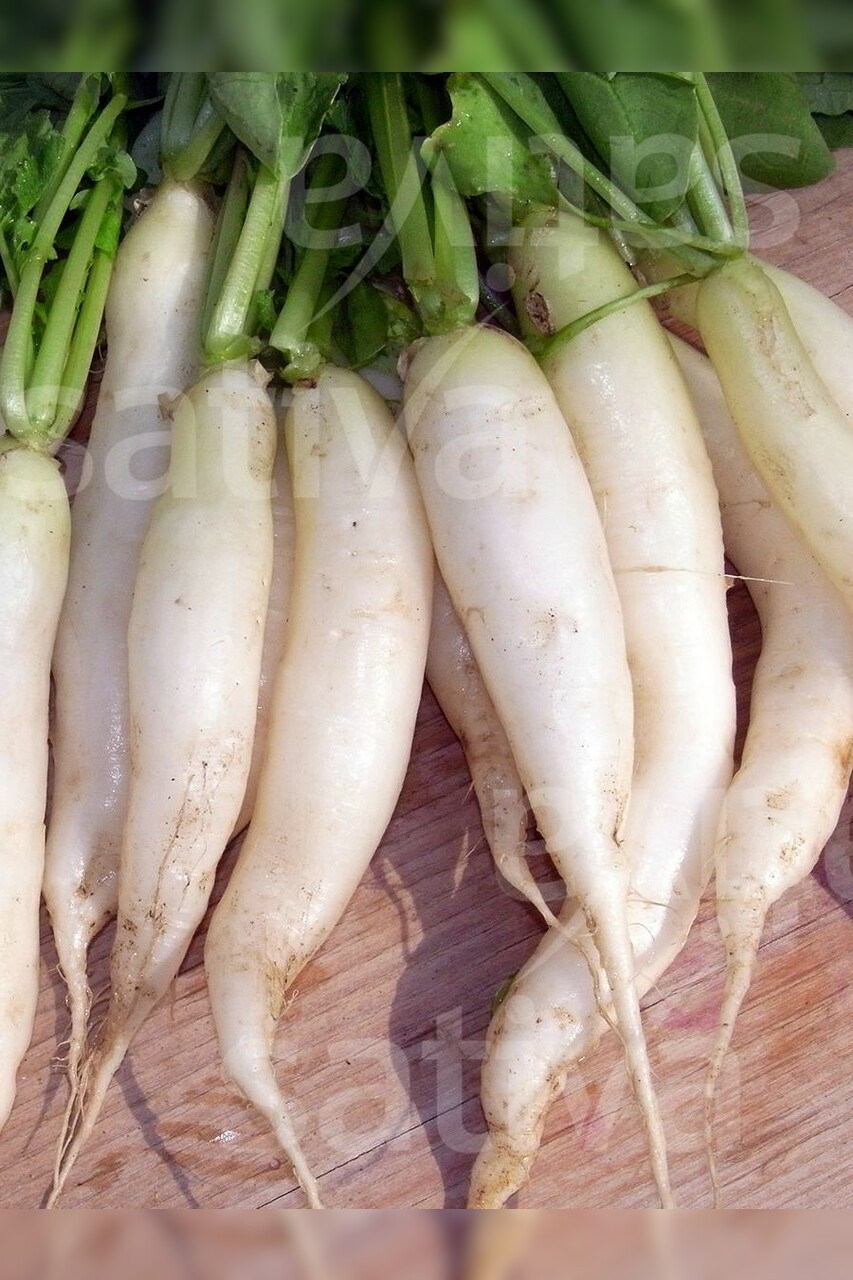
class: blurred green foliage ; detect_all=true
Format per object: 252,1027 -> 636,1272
3,0 -> 852,71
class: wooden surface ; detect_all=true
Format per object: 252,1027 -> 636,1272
3,153 -> 852,1211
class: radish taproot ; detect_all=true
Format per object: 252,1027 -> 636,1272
43,179 -> 215,1088
403,324 -> 672,1207
0,448 -> 70,1129
426,572 -> 558,929
465,209 -> 737,1209
204,365 -> 432,1206
50,359 -> 278,1202
670,334 -> 853,1200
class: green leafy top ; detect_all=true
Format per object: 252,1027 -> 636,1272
207,73 -> 348,178
422,73 -> 557,208
0,113 -> 65,282
0,76 -> 136,448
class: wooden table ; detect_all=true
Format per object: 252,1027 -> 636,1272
4,151 -> 852,1211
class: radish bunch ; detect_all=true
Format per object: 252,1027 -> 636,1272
0,71 -> 849,1213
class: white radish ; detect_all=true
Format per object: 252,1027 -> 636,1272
670,334 -> 853,1200
51,357 -> 276,1203
232,423 -> 296,835
466,212 -> 737,1209
0,446 -> 70,1128
695,257 -> 853,611
426,572 -> 559,929
403,324 -> 672,1207
204,366 -> 432,1208
43,180 -> 214,1085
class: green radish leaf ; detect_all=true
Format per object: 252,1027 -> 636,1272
0,112 -> 65,273
206,73 -> 347,177
797,71 -> 853,117
707,72 -> 835,189
814,113 -> 853,149
0,73 -> 83,133
422,72 -> 557,207
557,72 -> 699,222
87,142 -> 136,190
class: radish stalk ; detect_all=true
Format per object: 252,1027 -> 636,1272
427,573 -> 558,929
204,366 -> 433,1206
670,334 -> 853,1203
43,178 -> 215,1093
0,447 -> 70,1129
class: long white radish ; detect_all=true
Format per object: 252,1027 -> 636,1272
43,180 -> 214,1085
51,358 -> 276,1203
404,325 -> 673,1207
204,366 -> 432,1208
466,213 -> 737,1209
426,572 -> 559,929
232,426 -> 296,836
696,257 -> 853,611
670,334 -> 853,1200
0,448 -> 70,1128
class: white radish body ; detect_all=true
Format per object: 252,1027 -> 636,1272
205,366 -> 432,1208
664,257 -> 853,425
0,448 -> 70,1129
760,263 -> 853,424
696,256 -> 853,611
233,432 -> 296,835
467,215 -> 737,1209
51,358 -> 276,1202
404,325 -> 672,1206
43,180 -> 214,1080
426,573 -> 558,928
670,336 -> 853,1193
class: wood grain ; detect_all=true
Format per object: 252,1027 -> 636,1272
3,152 -> 852,1211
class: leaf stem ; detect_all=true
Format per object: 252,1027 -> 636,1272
48,231 -> 116,445
416,78 -> 479,331
693,73 -> 749,249
269,150 -> 348,380
162,75 -> 226,183
0,88 -> 127,441
538,273 -> 696,360
201,149 -> 250,345
366,73 -> 440,322
687,146 -> 734,246
33,74 -> 102,225
203,159 -> 291,364
26,177 -> 118,436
